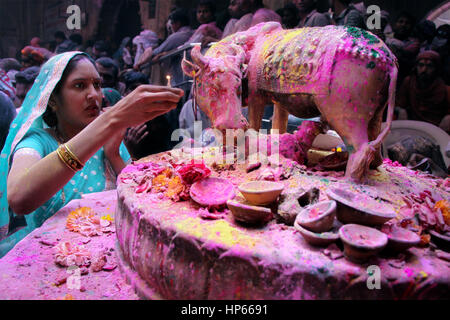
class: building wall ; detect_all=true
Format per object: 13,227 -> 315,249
139,0 -> 174,39
0,0 -> 104,58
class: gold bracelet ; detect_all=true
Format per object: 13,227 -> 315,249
64,143 -> 85,167
56,144 -> 84,172
56,145 -> 77,172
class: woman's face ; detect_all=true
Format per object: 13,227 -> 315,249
54,59 -> 102,131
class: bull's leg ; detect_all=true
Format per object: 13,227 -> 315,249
248,96 -> 266,131
314,56 -> 390,182
272,104 -> 289,134
367,106 -> 385,168
330,119 -> 374,182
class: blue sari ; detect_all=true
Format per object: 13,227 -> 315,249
0,52 -> 130,257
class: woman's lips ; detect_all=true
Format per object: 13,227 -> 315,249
85,105 -> 100,116
86,104 -> 99,111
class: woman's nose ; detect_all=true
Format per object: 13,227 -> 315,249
87,84 -> 101,100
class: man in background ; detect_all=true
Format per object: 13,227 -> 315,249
294,0 -> 329,28
396,50 -> 450,133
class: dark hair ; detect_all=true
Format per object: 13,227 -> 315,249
42,55 -> 97,127
169,9 -> 190,27
69,33 -> 83,45
254,0 -> 264,9
15,66 -> 40,84
283,3 -> 298,15
95,57 -> 119,78
198,0 -> 216,14
94,40 -> 109,52
54,31 -> 66,40
413,20 -> 436,41
339,0 -> 353,5
436,24 -> 450,40
123,71 -> 149,84
396,11 -> 416,25
0,58 -> 22,72
122,71 -> 148,91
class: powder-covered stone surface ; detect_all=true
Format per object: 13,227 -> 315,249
115,148 -> 450,300
0,190 -> 138,300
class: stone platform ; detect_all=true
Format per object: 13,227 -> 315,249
115,148 -> 450,300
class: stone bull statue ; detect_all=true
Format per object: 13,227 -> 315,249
182,22 -> 398,182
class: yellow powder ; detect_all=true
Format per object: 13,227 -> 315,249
175,217 -> 259,249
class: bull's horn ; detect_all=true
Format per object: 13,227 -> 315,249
229,44 -> 246,62
191,45 -> 209,69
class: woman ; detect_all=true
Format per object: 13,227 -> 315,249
0,52 -> 183,257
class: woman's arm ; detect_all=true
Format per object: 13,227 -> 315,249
7,85 -> 183,215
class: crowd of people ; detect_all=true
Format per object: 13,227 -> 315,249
0,0 -> 449,256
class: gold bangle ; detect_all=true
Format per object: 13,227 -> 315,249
65,143 -> 85,167
56,145 -> 77,172
56,144 -> 84,172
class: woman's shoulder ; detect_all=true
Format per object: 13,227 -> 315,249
23,127 -> 54,140
15,127 -> 58,154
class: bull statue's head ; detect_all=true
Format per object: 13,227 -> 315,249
182,45 -> 249,131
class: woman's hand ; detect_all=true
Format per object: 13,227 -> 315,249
123,123 -> 149,160
124,123 -> 149,146
152,52 -> 166,63
102,108 -> 125,156
107,85 -> 183,130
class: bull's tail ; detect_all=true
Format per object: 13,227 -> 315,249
349,65 -> 398,182
371,65 -> 398,148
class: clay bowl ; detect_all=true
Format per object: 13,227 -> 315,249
238,181 -> 284,206
294,219 -> 340,247
227,200 -> 272,225
295,200 -> 337,233
381,226 -> 421,252
429,230 -> 450,252
190,177 -> 235,207
318,152 -> 348,171
326,188 -> 396,226
339,224 -> 388,263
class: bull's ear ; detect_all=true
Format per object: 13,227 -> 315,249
181,58 -> 200,78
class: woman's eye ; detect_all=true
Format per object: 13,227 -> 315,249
74,83 -> 85,89
93,81 -> 101,89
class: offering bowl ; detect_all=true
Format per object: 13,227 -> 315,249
381,225 -> 421,252
294,219 -> 340,247
238,181 -> 284,206
339,224 -> 388,263
190,177 -> 235,207
227,200 -> 272,225
326,188 -> 396,226
295,200 -> 337,233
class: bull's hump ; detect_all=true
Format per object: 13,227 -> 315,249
256,26 -> 396,95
